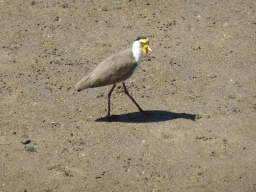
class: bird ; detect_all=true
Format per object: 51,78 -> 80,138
75,36 -> 152,117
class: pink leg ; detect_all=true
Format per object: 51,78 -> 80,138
107,84 -> 116,117
122,83 -> 144,112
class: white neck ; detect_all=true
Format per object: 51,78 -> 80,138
132,41 -> 143,64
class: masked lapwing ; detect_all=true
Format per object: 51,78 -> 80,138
75,37 -> 152,117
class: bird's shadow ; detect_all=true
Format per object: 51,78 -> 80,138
95,110 -> 200,123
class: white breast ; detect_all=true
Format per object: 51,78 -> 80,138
132,41 -> 144,74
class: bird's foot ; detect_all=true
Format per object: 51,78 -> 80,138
106,115 -> 119,121
140,110 -> 150,116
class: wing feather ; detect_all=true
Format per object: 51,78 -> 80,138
75,48 -> 137,91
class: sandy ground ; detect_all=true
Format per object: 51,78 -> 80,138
1,0 -> 256,191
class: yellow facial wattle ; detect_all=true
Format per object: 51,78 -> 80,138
139,38 -> 152,55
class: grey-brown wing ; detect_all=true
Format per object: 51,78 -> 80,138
88,49 -> 138,87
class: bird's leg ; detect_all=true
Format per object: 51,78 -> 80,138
107,84 -> 116,117
122,83 -> 144,112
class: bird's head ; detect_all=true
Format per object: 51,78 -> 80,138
136,37 -> 152,55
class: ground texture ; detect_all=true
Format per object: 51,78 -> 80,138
0,0 -> 256,191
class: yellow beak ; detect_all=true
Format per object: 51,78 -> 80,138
139,38 -> 152,55
142,45 -> 152,55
